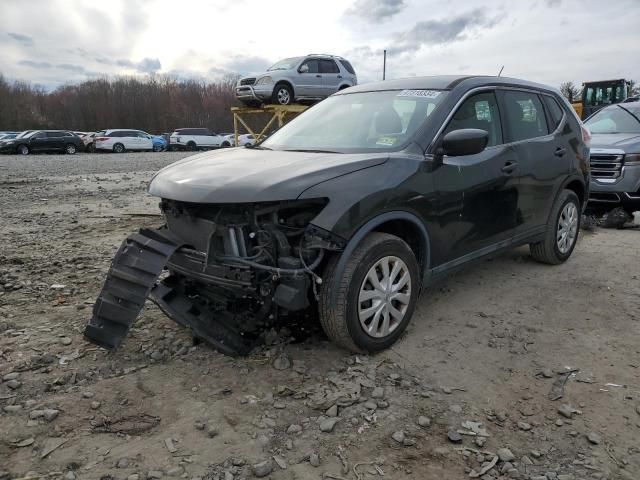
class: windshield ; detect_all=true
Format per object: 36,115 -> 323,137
261,89 -> 448,153
585,105 -> 640,134
267,57 -> 301,71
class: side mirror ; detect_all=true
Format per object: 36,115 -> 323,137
441,129 -> 488,156
299,64 -> 309,73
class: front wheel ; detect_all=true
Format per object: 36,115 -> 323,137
153,144 -> 162,152
113,143 -> 125,154
17,144 -> 29,155
530,189 -> 581,264
319,232 -> 419,353
272,83 -> 293,105
65,143 -> 77,154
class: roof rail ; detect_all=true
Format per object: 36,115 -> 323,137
307,53 -> 338,58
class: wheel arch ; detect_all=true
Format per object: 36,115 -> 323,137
327,211 -> 431,305
274,79 -> 295,97
563,178 -> 585,207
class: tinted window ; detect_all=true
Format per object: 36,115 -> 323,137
32,132 -> 46,139
503,91 -> 548,142
46,131 -> 63,138
319,59 -> 339,74
543,96 -> 564,131
339,60 -> 355,75
136,131 -> 149,138
300,59 -> 319,74
444,91 -> 503,147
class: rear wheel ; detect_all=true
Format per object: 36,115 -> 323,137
272,83 -> 293,105
153,144 -> 162,152
17,144 -> 29,155
65,143 -> 77,154
186,141 -> 197,151
221,141 -> 231,148
530,189 -> 581,264
319,232 -> 419,353
113,143 -> 125,154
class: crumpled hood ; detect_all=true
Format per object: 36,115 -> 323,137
149,148 -> 387,203
590,133 -> 640,149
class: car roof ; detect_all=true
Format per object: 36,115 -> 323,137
337,75 -> 559,95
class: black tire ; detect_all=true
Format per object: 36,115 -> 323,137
319,232 -> 419,353
65,143 -> 77,155
153,144 -> 162,152
221,141 -> 230,148
272,83 -> 293,105
530,189 -> 581,264
86,143 -> 95,153
17,144 -> 29,155
113,143 -> 125,154
186,141 -> 197,151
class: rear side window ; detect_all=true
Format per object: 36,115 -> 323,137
319,59 -> 340,74
339,60 -> 355,75
502,91 -> 548,142
543,96 -> 564,131
47,131 -> 62,138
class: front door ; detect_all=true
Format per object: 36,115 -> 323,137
297,59 -> 323,97
29,131 -> 49,151
438,90 -> 520,259
46,131 -> 64,150
497,90 -> 568,238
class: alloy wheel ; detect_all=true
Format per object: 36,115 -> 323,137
277,88 -> 290,105
358,256 -> 411,338
557,201 -> 578,254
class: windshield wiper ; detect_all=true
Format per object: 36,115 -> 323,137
247,144 -> 272,150
284,149 -> 342,154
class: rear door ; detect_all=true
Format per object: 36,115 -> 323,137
437,90 -> 520,259
497,89 -> 567,239
137,131 -> 153,149
319,59 -> 341,95
297,59 -> 323,97
122,130 -> 138,149
46,131 -> 64,150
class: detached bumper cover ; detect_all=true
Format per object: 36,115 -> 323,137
84,227 -> 257,356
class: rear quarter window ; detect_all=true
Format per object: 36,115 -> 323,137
543,96 -> 564,131
339,60 -> 356,75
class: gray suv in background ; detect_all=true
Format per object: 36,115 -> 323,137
236,54 -> 357,106
585,101 -> 640,213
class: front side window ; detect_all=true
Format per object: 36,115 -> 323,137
299,59 -> 319,74
444,91 -> 503,147
47,131 -> 63,138
502,91 -> 548,142
261,89 -> 447,153
585,105 -> 640,134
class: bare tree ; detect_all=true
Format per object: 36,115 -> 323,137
0,73 -> 240,132
559,81 -> 581,103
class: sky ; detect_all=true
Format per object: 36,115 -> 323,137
1,0 -> 639,91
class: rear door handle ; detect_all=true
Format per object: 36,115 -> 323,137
337,75 -> 342,79
501,161 -> 518,175
554,147 -> 567,157
316,74 -> 322,78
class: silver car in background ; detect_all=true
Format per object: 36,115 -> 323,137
236,54 -> 357,106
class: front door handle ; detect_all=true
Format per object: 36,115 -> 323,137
501,161 -> 518,175
315,74 -> 322,78
337,75 -> 342,79
554,147 -> 567,157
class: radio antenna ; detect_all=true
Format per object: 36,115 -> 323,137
498,65 -> 504,77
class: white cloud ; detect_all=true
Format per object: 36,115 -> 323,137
0,0 -> 638,90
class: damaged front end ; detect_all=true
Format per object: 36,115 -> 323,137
84,198 -> 344,355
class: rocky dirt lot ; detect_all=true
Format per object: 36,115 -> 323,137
0,152 -> 639,480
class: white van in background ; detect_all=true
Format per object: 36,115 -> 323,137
94,129 -> 153,153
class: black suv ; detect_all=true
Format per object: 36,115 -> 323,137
85,75 -> 590,356
0,130 -> 83,155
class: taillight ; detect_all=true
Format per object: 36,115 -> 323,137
96,137 -> 109,141
580,124 -> 591,146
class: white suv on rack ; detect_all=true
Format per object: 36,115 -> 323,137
94,129 -> 153,153
169,128 -> 224,151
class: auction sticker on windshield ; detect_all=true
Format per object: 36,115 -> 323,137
397,90 -> 441,98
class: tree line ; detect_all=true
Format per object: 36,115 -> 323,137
0,73 -> 242,133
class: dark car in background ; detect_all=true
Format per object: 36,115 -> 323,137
86,75 -> 590,356
585,100 -> 640,213
0,130 -> 84,155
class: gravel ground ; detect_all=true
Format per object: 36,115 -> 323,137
0,152 -> 639,480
